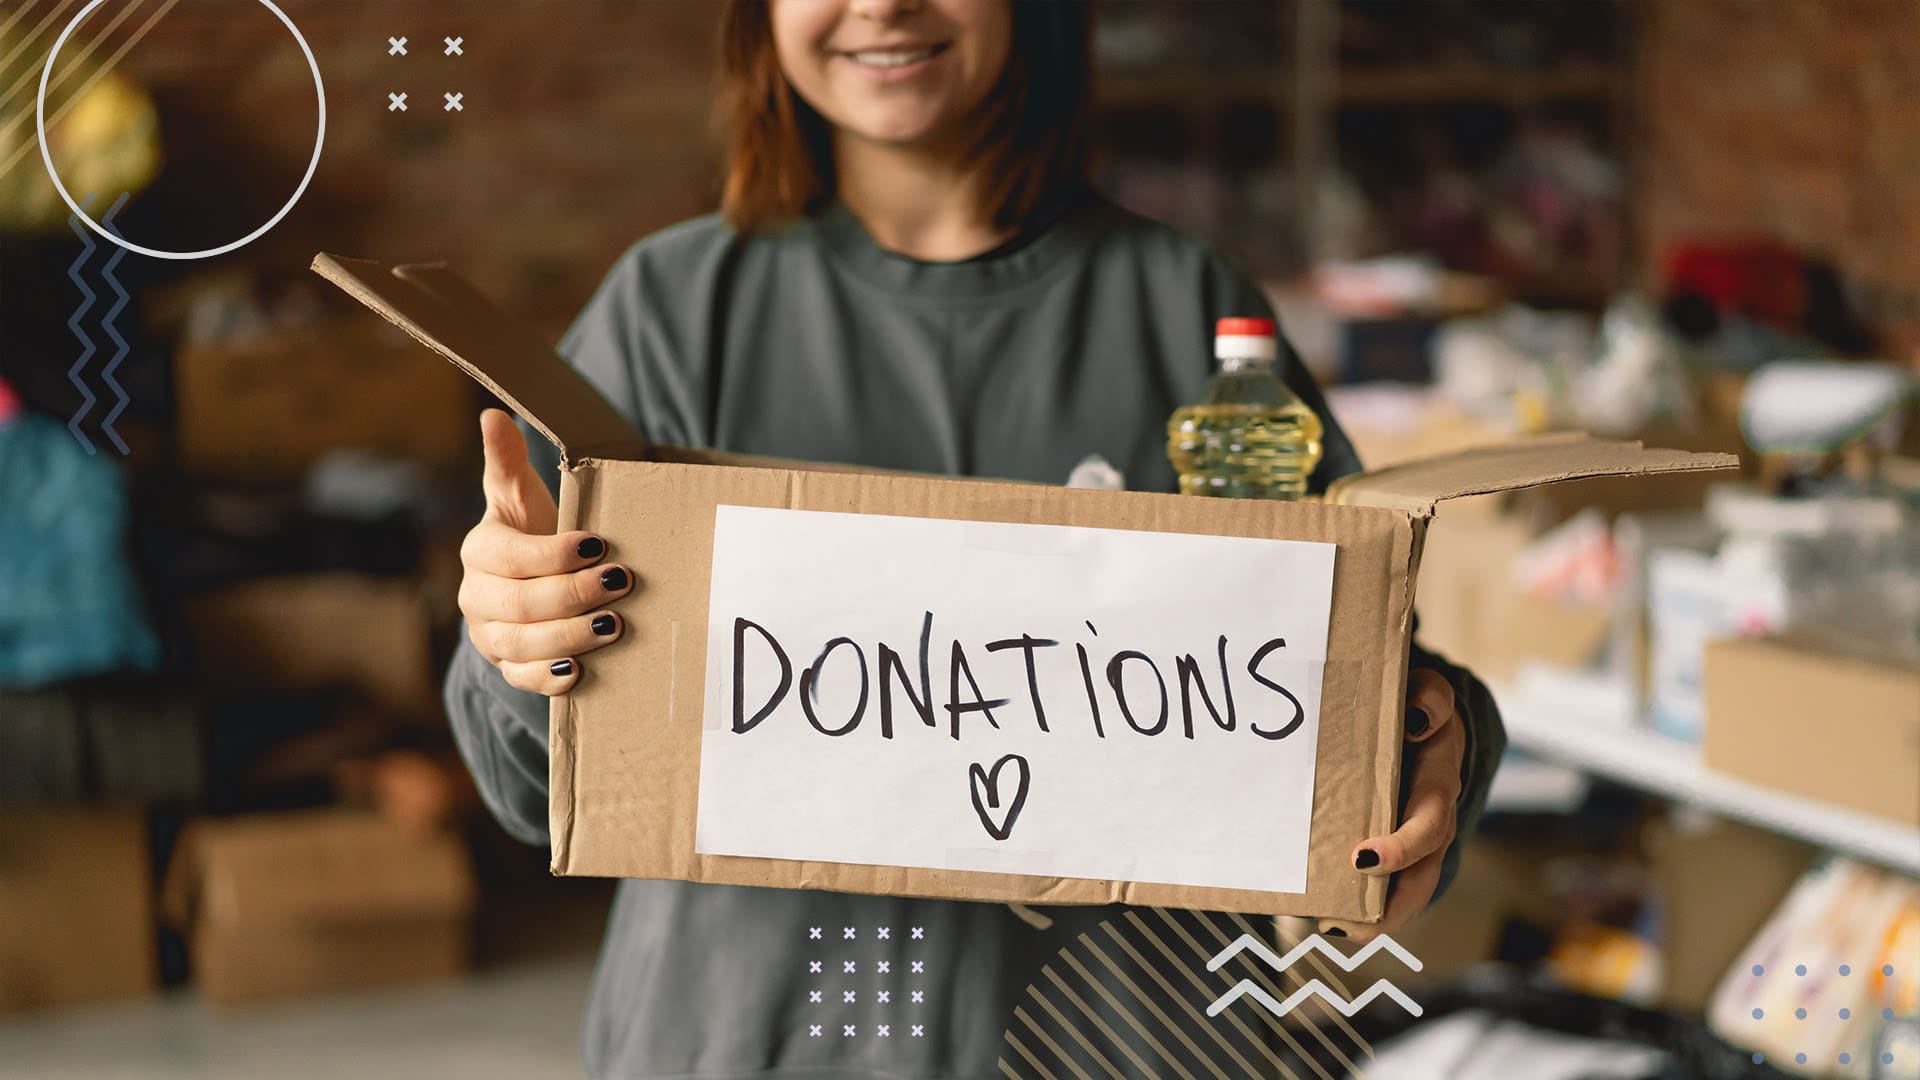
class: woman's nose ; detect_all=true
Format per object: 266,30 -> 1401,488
848,0 -> 925,22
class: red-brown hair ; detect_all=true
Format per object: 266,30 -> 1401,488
717,0 -> 1092,234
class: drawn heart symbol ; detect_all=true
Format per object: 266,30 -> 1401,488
968,753 -> 1030,842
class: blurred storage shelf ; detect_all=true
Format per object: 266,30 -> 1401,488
1498,670 -> 1920,876
1098,64 -> 1617,108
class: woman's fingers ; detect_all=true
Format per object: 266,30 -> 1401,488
460,562 -> 636,629
1353,720 -> 1464,875
462,519 -> 606,580
479,408 -> 560,535
482,610 -> 624,664
1318,847 -> 1447,943
498,656 -> 583,697
1404,667 -> 1456,743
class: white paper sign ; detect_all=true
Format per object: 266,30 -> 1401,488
695,506 -> 1336,895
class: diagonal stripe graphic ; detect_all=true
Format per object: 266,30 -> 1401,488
1075,930 -> 1236,1068
1003,910 -> 1393,1078
0,0 -> 82,82
1027,984 -> 1129,1080
1227,913 -> 1373,1062
0,0 -> 141,142
1002,1030 -> 1063,1080
1014,1004 -> 1098,1080
1091,925 -> 1268,1080
1060,945 -> 1216,1080
1,0 -> 181,182
1042,963 -> 1188,1080
0,0 -> 46,45
1199,917 -> 1370,1074
1127,912 -> 1304,1080
1153,909 -> 1332,1080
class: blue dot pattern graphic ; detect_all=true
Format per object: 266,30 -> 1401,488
1885,964 -> 1896,976
1796,964 -> 1807,976
1840,964 -> 1851,976
1753,1008 -> 1765,1020
1796,1008 -> 1807,1019
1886,1053 -> 1896,1065
1796,1053 -> 1807,1064
1840,1052 -> 1851,1065
1886,1008 -> 1896,1020
1752,1052 -> 1765,1065
1840,1007 -> 1851,1019
1752,964 -> 1764,976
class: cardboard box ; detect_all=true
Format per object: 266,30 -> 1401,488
184,573 -> 437,721
313,254 -> 1735,921
1646,812 -> 1818,1013
1703,636 -> 1920,826
0,809 -> 156,1012
1414,511 -> 1615,683
168,810 -> 474,1005
175,319 -> 475,478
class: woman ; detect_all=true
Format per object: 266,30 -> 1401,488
447,1 -> 1504,1076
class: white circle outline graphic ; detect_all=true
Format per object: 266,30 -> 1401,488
38,0 -> 326,260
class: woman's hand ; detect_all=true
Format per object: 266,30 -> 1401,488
458,409 -> 633,695
1318,667 -> 1464,942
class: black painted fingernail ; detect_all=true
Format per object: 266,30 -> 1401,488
550,659 -> 575,677
601,567 -> 629,592
577,536 -> 605,560
1325,927 -> 1347,938
1405,706 -> 1429,737
1355,849 -> 1380,870
591,614 -> 616,636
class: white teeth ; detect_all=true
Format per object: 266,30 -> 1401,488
847,48 -> 936,68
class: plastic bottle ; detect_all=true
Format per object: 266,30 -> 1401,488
1167,317 -> 1324,500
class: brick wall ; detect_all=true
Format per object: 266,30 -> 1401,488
87,1 -> 726,336
1640,0 -> 1920,355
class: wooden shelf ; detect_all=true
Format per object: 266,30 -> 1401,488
1339,63 -> 1617,106
1097,63 -> 1618,109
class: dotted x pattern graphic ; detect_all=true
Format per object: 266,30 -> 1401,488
806,926 -> 929,1040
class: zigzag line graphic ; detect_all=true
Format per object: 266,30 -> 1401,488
97,192 -> 132,454
1206,932 -> 1424,975
65,195 -> 97,455
1206,978 -> 1424,1020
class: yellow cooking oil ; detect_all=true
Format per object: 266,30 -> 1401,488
1167,318 -> 1323,500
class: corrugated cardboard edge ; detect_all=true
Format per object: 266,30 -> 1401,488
310,254 -> 645,463
548,463 -> 593,875
1328,432 -> 1741,514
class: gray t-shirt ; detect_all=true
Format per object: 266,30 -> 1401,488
445,198 -> 1503,1079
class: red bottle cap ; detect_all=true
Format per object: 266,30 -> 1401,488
1215,317 -> 1275,338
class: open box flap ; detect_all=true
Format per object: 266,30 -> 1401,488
311,254 -> 645,462
1326,432 -> 1740,514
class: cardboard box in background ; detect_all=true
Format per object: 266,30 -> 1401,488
1703,637 -> 1920,826
1415,511 -> 1614,683
1646,812 -> 1819,1014
314,254 -> 1736,922
166,810 -> 474,1005
0,809 -> 156,1012
174,320 -> 475,479
184,573 -> 438,722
